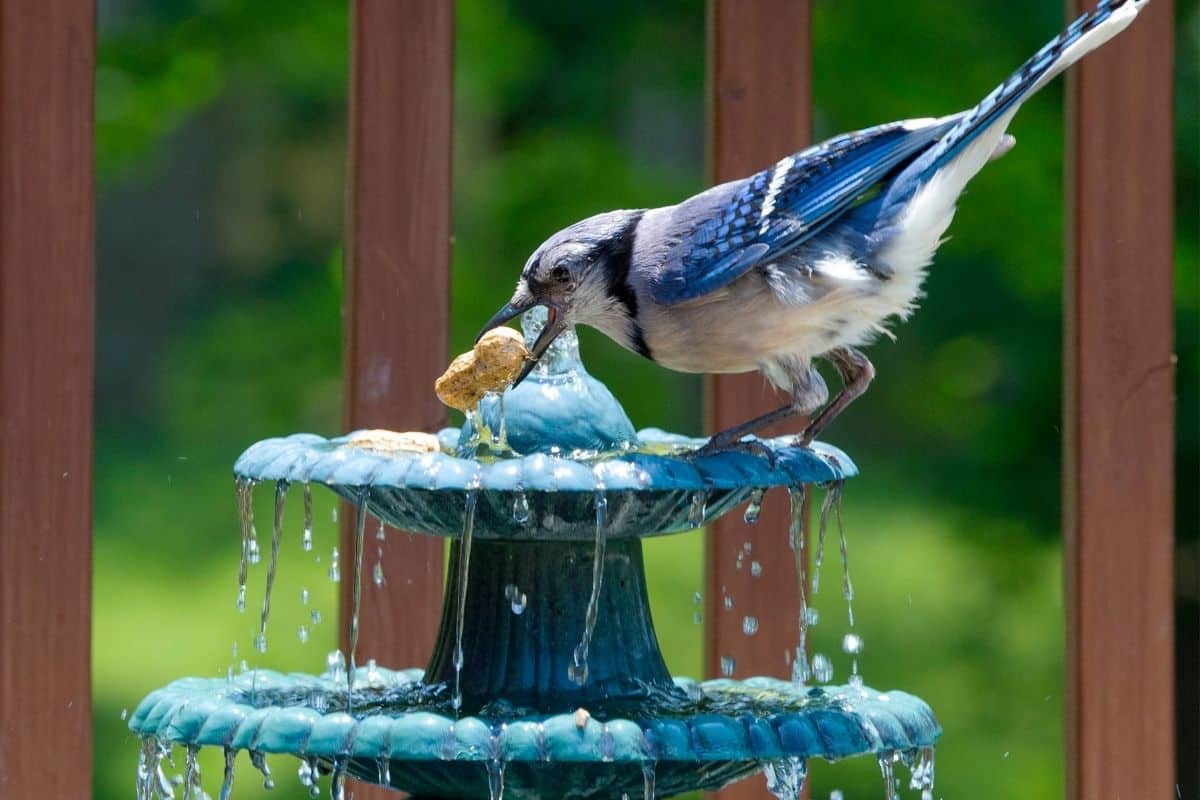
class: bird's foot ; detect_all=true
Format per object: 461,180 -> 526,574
688,435 -> 778,467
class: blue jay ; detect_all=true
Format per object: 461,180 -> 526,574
479,1 -> 1149,454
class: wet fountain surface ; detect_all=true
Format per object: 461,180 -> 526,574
129,311 -> 940,799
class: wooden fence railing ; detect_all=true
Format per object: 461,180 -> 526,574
0,2 -> 1176,799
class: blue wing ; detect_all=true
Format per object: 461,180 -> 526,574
649,117 -> 959,305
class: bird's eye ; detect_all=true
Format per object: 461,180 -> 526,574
550,264 -> 571,284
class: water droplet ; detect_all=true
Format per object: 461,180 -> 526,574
743,488 -> 765,524
253,634 -> 267,653
235,585 -> 246,613
811,653 -> 833,683
301,482 -> 313,551
742,616 -> 759,636
692,591 -> 702,605
297,625 -> 309,643
750,560 -> 763,577
373,560 -> 385,587
504,583 -> 527,615
328,546 -> 341,582
720,655 -> 735,677
830,791 -> 845,800
310,609 -> 322,624
247,538 -> 261,564
300,588 -> 309,605
326,650 -> 347,684
512,491 -> 530,524
723,595 -> 734,610
693,611 -> 703,625
805,607 -> 820,626
841,633 -> 863,655
849,673 -> 864,689
331,507 -> 338,524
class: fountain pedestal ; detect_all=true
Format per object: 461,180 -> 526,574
426,538 -> 676,713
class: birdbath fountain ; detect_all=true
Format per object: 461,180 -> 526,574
129,310 -> 940,799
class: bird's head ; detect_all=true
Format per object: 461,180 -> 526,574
477,210 -> 642,385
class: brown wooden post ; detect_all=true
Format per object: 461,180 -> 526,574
0,0 -> 95,796
341,3 -> 452,797
706,2 -> 811,798
1063,2 -> 1175,799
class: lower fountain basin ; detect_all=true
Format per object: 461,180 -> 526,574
129,667 -> 939,799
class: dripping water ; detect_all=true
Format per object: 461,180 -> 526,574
452,477 -> 483,712
255,480 -> 288,653
330,756 -> 348,800
376,753 -> 392,786
642,762 -> 656,800
181,745 -> 200,800
346,493 -> 369,705
328,546 -> 341,583
687,490 -> 707,528
486,758 -> 506,800
763,757 -> 808,800
570,484 -> 608,685
373,518 -> 386,587
743,487 -> 764,524
136,736 -> 157,800
302,482 -> 314,551
720,655 -> 735,677
511,489 -> 530,525
218,748 -> 236,800
235,478 -> 255,612
909,746 -> 936,800
504,583 -> 527,615
787,486 -> 811,685
813,484 -> 835,595
878,751 -> 899,800
249,750 -> 275,790
828,481 -> 862,684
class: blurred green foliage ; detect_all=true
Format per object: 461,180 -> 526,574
94,1 -> 1197,798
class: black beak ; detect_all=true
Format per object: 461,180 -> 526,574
477,299 -> 568,388
476,300 -> 533,344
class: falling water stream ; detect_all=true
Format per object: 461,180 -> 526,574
570,482 -> 608,685
347,493 -> 369,703
255,481 -> 288,653
452,477 -> 483,712
235,478 -> 254,612
785,486 -> 811,685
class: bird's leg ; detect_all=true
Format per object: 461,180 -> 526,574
797,347 -> 875,447
689,404 -> 800,461
691,362 -> 828,460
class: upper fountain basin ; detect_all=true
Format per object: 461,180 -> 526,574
233,429 -> 855,540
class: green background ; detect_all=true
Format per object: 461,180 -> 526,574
93,2 -> 1197,798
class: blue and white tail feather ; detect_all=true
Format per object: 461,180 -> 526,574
871,0 -> 1151,286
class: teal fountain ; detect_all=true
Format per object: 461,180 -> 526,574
129,310 -> 940,799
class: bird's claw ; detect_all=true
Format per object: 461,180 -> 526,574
687,436 -> 779,468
